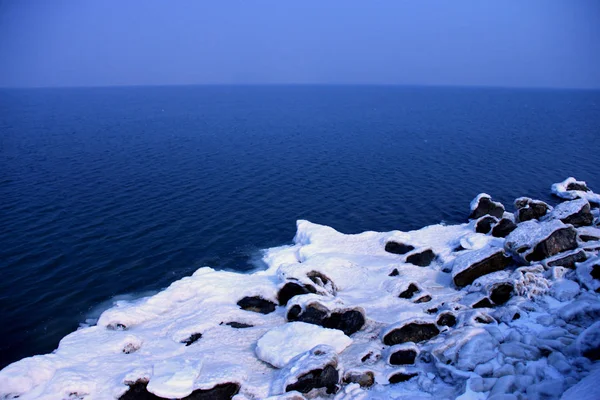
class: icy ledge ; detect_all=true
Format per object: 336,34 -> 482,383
2,179 -> 600,400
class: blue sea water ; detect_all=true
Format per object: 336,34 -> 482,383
0,85 -> 599,369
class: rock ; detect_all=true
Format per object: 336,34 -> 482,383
384,241 -> 415,255
592,264 -> 600,280
286,365 -> 338,395
475,216 -> 498,234
342,371 -> 374,387
505,220 -> 578,263
437,313 -> 456,327
550,199 -> 594,227
452,247 -> 512,287
470,194 -> 505,219
383,321 -> 440,345
225,322 -> 253,329
181,333 -> 202,346
514,197 -> 550,222
278,282 -> 316,306
388,372 -> 418,383
398,283 -> 420,299
414,294 -> 432,303
406,249 -> 436,267
491,218 -> 517,238
389,345 -> 418,365
489,282 -> 514,305
472,297 -> 494,308
544,249 -> 587,269
568,182 -> 590,192
237,296 -> 277,314
499,342 -> 541,360
388,268 -> 399,276
577,321 -> 600,360
119,381 -> 240,400
287,303 -> 365,336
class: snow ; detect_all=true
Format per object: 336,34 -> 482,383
255,322 -> 352,368
1,178 -> 599,400
551,177 -> 600,204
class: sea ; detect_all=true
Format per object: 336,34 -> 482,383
1,85 -> 599,369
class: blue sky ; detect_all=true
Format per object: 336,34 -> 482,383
0,0 -> 599,88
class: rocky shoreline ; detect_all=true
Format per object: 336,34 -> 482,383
1,177 -> 599,400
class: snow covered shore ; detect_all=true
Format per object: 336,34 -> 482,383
1,177 -> 599,400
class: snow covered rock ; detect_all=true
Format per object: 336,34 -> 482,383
277,282 -> 316,306
491,218 -> 517,238
469,193 -> 505,219
549,199 -> 594,227
578,226 -> 600,242
384,241 -> 415,255
237,296 -> 277,314
505,220 -> 578,263
255,322 -> 352,368
406,248 -> 437,266
118,380 -> 240,400
475,216 -> 498,234
382,318 -> 440,345
552,177 -> 600,205
544,249 -> 587,269
451,247 -> 512,287
388,343 -> 419,365
286,296 -> 365,335
576,321 -> 600,360
515,197 -> 551,222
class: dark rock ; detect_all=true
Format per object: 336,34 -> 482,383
545,249 -> 587,269
472,297 -> 494,309
383,322 -> 440,345
591,265 -> 600,280
181,333 -> 202,346
414,295 -> 432,303
553,200 -> 594,227
119,381 -> 240,400
307,271 -> 334,290
426,307 -> 438,314
389,268 -> 399,276
512,312 -> 521,320
453,249 -> 512,288
567,182 -> 590,192
475,314 -> 495,324
286,365 -> 339,395
343,371 -> 375,387
437,313 -> 456,327
389,372 -> 418,384
361,352 -> 372,362
107,323 -> 128,331
515,198 -> 551,222
489,282 -> 514,305
581,235 -> 600,242
278,282 -> 316,306
385,241 -> 415,255
470,195 -> 505,219
475,216 -> 498,234
288,304 -> 365,336
389,349 -> 417,365
526,227 -> 578,262
399,283 -> 420,299
491,218 -> 517,238
237,296 -> 276,314
225,322 -> 253,329
406,249 -> 436,267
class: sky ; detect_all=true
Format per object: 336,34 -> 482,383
0,0 -> 599,89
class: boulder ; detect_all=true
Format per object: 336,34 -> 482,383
551,177 -> 600,204
549,199 -> 594,227
469,194 -> 505,219
119,381 -> 240,400
472,297 -> 494,309
514,197 -> 550,222
437,313 -> 456,327
342,371 -> 374,387
475,216 -> 498,234
544,249 -> 587,269
237,296 -> 277,314
385,241 -> 415,255
383,320 -> 440,345
406,249 -> 436,267
278,282 -> 316,306
505,220 -> 578,263
489,282 -> 514,305
388,372 -> 418,383
398,283 -> 420,299
286,365 -> 338,395
287,302 -> 365,336
452,247 -> 512,287
491,218 -> 517,238
388,344 -> 418,365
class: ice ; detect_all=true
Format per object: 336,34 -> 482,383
255,322 -> 352,368
1,180 -> 599,399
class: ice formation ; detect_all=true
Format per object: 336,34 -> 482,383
1,178 -> 600,400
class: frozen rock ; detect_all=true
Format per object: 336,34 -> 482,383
119,380 -> 240,400
470,193 -> 505,219
388,343 -> 419,365
437,312 -> 457,327
515,197 -> 551,222
256,322 -> 352,368
560,365 -> 600,400
526,380 -> 564,400
384,241 -> 415,255
388,369 -> 419,383
452,247 -> 512,287
382,319 -> 440,345
552,177 -> 600,204
490,375 -> 514,396
237,296 -> 277,314
272,345 -> 339,396
499,342 -> 541,361
544,249 -> 587,269
286,298 -> 365,336
406,248 -> 437,267
505,220 -> 578,263
342,370 -> 374,387
549,199 -> 594,227
578,226 -> 600,242
277,282 -> 316,306
576,321 -> 600,360
398,282 -> 421,299
550,279 -> 581,301
475,216 -> 498,234
491,218 -> 518,238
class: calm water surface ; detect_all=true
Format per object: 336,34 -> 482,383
1,85 -> 599,368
